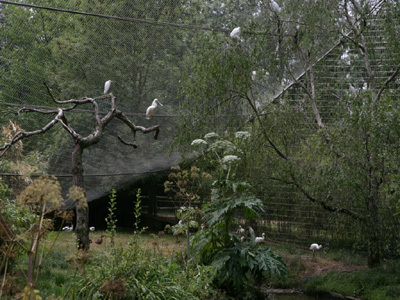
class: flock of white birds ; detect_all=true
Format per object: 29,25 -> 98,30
237,225 -> 323,257
62,225 -> 95,232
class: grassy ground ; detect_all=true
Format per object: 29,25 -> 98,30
4,233 -> 400,299
267,242 -> 400,300
2,231 -> 188,299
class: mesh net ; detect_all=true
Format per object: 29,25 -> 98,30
0,0 -> 206,202
1,0 -> 400,253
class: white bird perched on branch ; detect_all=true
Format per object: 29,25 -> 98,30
62,225 -> 73,232
310,243 -> 323,257
230,27 -> 241,38
104,80 -> 113,94
270,0 -> 281,13
255,233 -> 266,243
146,98 -> 163,119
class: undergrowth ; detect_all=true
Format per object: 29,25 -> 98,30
304,260 -> 400,300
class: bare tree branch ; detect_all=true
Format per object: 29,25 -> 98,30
244,93 -> 288,160
117,136 -> 137,148
44,82 -> 109,105
0,109 -> 65,157
373,61 -> 400,104
287,64 -> 345,158
270,175 -> 363,221
115,110 -> 160,141
291,177 -> 363,221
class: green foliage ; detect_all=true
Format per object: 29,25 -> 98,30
206,193 -> 263,228
74,231 -> 222,300
105,189 -> 118,246
304,261 -> 400,300
188,133 -> 287,297
172,206 -> 199,236
16,176 -> 63,210
211,240 -> 287,297
0,182 -> 36,233
76,245 -> 200,300
133,188 -> 147,234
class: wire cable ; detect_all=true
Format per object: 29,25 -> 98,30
0,0 -> 230,33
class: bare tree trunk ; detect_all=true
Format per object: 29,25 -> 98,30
72,142 -> 89,250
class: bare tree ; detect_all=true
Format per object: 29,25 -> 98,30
0,83 -> 160,250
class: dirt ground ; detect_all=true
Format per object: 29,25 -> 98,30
283,253 -> 367,279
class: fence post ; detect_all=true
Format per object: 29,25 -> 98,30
148,190 -> 157,216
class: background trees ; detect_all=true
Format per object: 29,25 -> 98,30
177,0 -> 400,267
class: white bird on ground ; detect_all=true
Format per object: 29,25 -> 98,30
310,243 -> 323,257
62,225 -> 73,232
255,233 -> 266,243
104,80 -> 112,94
146,98 -> 163,119
251,71 -> 257,81
236,225 -> 246,236
230,27 -> 241,38
89,226 -> 95,231
270,0 -> 281,13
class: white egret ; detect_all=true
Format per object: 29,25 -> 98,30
251,71 -> 257,81
230,27 -> 241,38
146,98 -> 163,119
104,80 -> 113,94
255,233 -> 266,243
310,243 -> 323,257
270,0 -> 281,13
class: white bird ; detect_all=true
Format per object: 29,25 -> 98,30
255,233 -> 266,243
236,225 -> 245,236
349,84 -> 358,97
310,243 -> 323,257
89,226 -> 95,231
270,0 -> 281,13
248,226 -> 255,239
230,27 -> 241,38
104,80 -> 112,94
251,71 -> 257,81
146,98 -> 163,119
62,225 -> 73,232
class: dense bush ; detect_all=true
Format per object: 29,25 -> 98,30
74,242 -> 223,300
